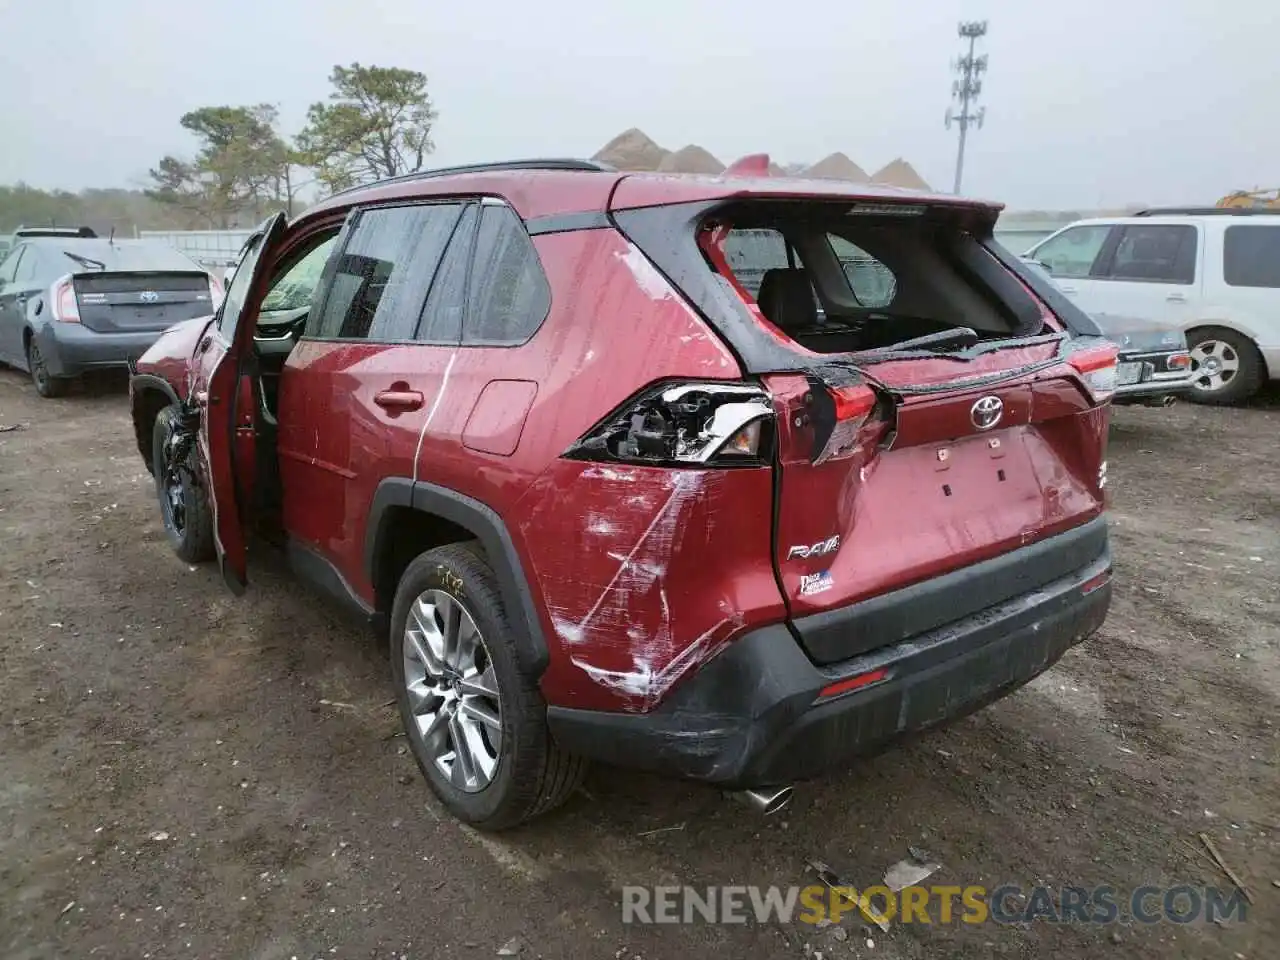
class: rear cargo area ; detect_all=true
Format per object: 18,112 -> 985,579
615,191 -> 1114,664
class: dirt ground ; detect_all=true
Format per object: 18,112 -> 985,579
1,368 -> 1276,960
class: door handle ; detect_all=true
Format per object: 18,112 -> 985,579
374,389 -> 425,412
14,294 -> 27,307
1057,284 -> 1078,294
1166,293 -> 1187,303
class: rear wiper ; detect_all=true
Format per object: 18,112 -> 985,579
62,250 -> 106,271
860,326 -> 980,355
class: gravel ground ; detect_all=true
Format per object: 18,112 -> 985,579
1,368 -> 1277,960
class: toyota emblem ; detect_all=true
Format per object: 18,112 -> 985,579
970,395 -> 1004,430
139,290 -> 160,304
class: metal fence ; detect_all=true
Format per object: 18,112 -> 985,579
138,229 -> 252,273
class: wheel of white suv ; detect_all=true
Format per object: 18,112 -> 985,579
152,405 -> 215,562
389,543 -> 586,829
1187,327 -> 1265,405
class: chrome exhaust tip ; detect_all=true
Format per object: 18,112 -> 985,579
728,786 -> 794,816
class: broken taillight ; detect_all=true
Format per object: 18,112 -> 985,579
565,381 -> 775,467
51,277 -> 80,323
1068,344 -> 1120,403
814,382 -> 881,464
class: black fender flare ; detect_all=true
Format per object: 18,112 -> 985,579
129,373 -> 181,407
365,478 -> 549,676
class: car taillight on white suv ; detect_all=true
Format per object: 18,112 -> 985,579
50,276 -> 80,323
566,381 -> 775,466
208,274 -> 226,311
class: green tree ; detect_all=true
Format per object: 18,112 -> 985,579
297,63 -> 437,193
148,105 -> 300,226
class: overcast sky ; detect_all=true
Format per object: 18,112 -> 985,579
2,0 -> 1276,209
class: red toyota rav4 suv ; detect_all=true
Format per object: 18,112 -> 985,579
129,159 -> 1115,829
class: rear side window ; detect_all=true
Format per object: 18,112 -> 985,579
827,234 -> 896,308
417,204 -> 478,343
1031,225 -> 1112,279
312,203 -> 463,341
1102,224 -> 1196,284
724,229 -> 796,297
463,204 -> 551,346
1223,225 -> 1280,288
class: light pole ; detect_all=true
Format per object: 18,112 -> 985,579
945,20 -> 988,195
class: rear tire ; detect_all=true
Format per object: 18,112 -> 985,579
1187,327 -> 1264,405
26,340 -> 69,398
390,543 -> 586,830
152,405 -> 215,563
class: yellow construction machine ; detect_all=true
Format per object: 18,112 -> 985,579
1217,188 -> 1280,209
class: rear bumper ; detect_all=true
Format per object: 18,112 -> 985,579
548,529 -> 1111,788
1113,349 -> 1193,403
35,323 -> 165,377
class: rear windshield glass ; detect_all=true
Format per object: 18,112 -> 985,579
49,240 -> 201,273
707,201 -> 1044,354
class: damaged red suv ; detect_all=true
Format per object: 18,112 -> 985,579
129,159 -> 1115,829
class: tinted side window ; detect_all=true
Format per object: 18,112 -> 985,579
827,234 -> 897,308
313,203 -> 463,341
1103,224 -> 1196,284
417,204 -> 477,343
725,228 -> 794,297
463,204 -> 551,346
1223,225 -> 1280,288
1031,225 -> 1112,279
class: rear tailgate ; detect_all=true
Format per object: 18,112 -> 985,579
764,340 -> 1112,662
74,271 -> 214,333
614,188 -> 1114,664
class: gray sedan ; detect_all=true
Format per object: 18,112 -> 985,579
0,237 -> 220,397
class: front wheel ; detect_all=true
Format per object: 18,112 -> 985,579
152,405 -> 215,562
390,544 -> 586,830
1187,328 -> 1264,405
26,340 -> 69,398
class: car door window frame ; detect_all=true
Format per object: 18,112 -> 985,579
1094,223 -> 1198,285
0,246 -> 24,286
305,198 -> 471,346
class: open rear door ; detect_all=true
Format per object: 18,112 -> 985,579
201,214 -> 289,594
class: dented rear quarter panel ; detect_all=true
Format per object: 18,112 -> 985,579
466,228 -> 790,712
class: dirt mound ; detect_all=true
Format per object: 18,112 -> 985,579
656,144 -> 725,175
803,152 -> 870,182
592,128 -> 669,171
870,158 -> 931,191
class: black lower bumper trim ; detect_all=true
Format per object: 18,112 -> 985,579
547,546 -> 1111,787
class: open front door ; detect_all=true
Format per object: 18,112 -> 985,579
201,214 -> 289,593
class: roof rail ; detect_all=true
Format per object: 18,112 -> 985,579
1133,206 -> 1280,217
326,158 -> 616,200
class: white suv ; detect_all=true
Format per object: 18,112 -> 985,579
1025,208 -> 1280,404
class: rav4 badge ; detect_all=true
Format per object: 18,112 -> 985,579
787,535 -> 840,560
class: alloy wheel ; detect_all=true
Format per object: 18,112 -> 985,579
402,589 -> 502,792
1189,338 -> 1239,394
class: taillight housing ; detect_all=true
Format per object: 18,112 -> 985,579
803,381 -> 883,464
1067,343 -> 1120,403
50,277 -> 81,323
566,381 -> 775,467
208,274 -> 226,311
